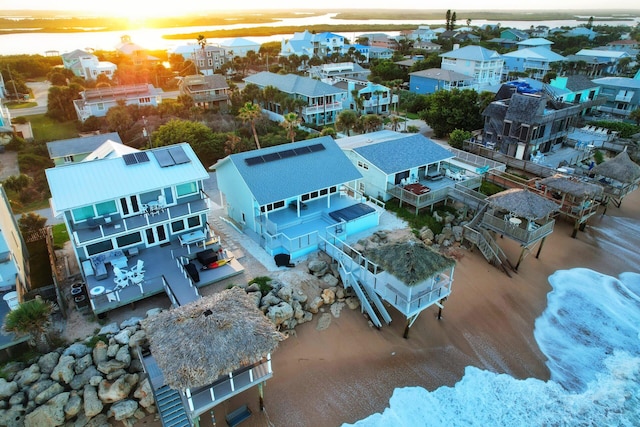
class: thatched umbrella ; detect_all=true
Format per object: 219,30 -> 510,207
538,174 -> 604,199
487,188 -> 560,220
591,150 -> 640,184
142,287 -> 284,391
365,240 -> 454,286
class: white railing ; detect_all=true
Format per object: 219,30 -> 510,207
304,102 -> 342,115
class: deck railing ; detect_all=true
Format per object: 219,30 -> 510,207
482,213 -> 555,244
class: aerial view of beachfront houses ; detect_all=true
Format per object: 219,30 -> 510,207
45,143 -> 244,315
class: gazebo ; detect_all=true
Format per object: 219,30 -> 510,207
590,150 -> 640,213
484,189 -> 560,269
365,240 -> 455,338
141,287 -> 284,426
537,174 -> 603,237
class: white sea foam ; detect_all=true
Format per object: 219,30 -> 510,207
344,270 -> 640,426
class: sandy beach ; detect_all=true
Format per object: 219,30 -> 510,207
69,184 -> 640,427
142,188 -> 633,427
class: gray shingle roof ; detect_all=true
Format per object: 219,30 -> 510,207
352,134 -> 454,175
46,132 -> 123,159
244,72 -> 346,97
504,94 -> 546,122
564,75 -> 597,92
226,137 -> 362,206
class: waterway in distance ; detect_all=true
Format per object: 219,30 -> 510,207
1,12 -> 639,55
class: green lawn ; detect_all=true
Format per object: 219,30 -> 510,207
52,223 -> 69,249
7,101 -> 38,109
27,114 -> 78,142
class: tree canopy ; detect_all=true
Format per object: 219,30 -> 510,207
418,89 -> 484,138
151,119 -> 225,167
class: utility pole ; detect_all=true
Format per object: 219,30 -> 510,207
142,116 -> 152,148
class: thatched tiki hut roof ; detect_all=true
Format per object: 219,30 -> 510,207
591,151 -> 640,184
365,240 -> 455,286
487,188 -> 560,220
538,174 -> 604,199
142,287 -> 284,390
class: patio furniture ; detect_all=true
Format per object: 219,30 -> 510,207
184,262 -> 200,283
274,254 -> 295,268
130,260 -> 145,275
129,271 -> 145,293
90,286 -> 105,296
196,249 -> 218,266
3,291 -> 19,311
179,230 -> 206,254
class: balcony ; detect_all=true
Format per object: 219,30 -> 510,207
614,92 -> 634,103
303,102 -> 342,115
481,212 -> 555,246
72,197 -> 209,246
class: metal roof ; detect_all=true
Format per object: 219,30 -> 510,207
503,47 -> 565,62
244,72 -> 346,97
592,76 -> 640,89
409,68 -> 474,82
222,136 -> 361,206
351,133 -> 455,175
45,143 -> 208,213
440,45 -> 502,61
46,132 -> 123,158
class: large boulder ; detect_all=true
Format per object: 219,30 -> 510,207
0,378 -> 18,400
107,344 -> 119,358
345,296 -> 360,310
0,407 -> 25,426
69,365 -> 101,391
15,365 -> 41,388
114,329 -> 131,346
108,399 -> 138,421
63,343 -> 91,358
128,330 -> 147,349
115,346 -> 132,366
308,259 -> 328,276
38,352 -> 60,375
27,379 -> 54,401
321,289 -> 335,305
98,323 -> 119,335
247,291 -> 262,307
97,360 -> 127,375
24,391 -> 69,427
120,317 -> 142,329
133,378 -> 154,409
74,353 -> 93,375
260,292 -> 280,309
276,284 -> 294,302
64,392 -> 82,420
266,302 -> 294,326
98,374 -> 139,404
320,274 -> 339,289
34,382 -> 64,405
92,341 -> 108,365
83,385 -> 103,418
307,296 -> 324,314
50,355 -> 75,385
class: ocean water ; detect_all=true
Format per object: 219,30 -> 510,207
345,268 -> 640,426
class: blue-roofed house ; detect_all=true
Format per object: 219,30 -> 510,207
501,29 -> 529,42
213,137 -> 381,259
46,143 -> 244,314
517,38 -> 554,50
244,72 -> 346,125
568,49 -> 631,76
369,46 -> 394,60
281,30 -> 346,58
336,131 -> 488,212
592,76 -> 640,119
46,132 -> 124,166
409,68 -> 475,94
548,75 -> 602,112
219,38 -> 260,57
333,80 -> 397,115
440,45 -> 504,91
502,47 -> 566,80
565,27 -> 598,40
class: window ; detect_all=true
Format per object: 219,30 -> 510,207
357,160 -> 369,170
63,155 -> 73,163
177,182 -> 198,197
72,206 -> 95,222
171,220 -> 185,233
86,240 -> 114,256
503,121 -> 512,136
187,215 -> 201,228
519,125 -> 530,142
139,97 -> 151,104
208,59 -> 213,66
206,51 -> 211,57
96,200 -> 117,216
97,103 -> 105,111
116,232 -> 142,247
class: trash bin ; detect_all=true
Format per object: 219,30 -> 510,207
3,291 -> 19,311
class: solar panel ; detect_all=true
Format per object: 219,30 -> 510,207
168,146 -> 190,165
154,149 -> 175,167
245,156 -> 265,166
262,153 -> 281,162
293,146 -> 311,155
279,149 -> 296,159
134,152 -> 150,163
123,153 -> 138,165
308,143 -> 325,152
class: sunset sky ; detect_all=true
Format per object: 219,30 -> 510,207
1,1 -> 638,16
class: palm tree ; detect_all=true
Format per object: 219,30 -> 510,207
363,114 -> 382,133
351,89 -> 364,116
320,127 -> 337,138
238,102 -> 262,150
225,132 -> 242,155
336,110 -> 358,136
281,112 -> 302,142
3,298 -> 54,352
390,115 -> 402,131
261,85 -> 280,112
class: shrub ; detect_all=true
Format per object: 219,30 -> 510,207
248,276 -> 273,295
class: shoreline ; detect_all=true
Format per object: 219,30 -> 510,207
181,189 -> 640,427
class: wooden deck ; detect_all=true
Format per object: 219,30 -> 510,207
86,240 -> 244,315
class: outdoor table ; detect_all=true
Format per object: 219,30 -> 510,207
509,217 -> 522,226
179,230 -> 206,254
90,286 -> 105,296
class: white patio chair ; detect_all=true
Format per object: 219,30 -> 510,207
130,259 -> 145,275
113,266 -> 128,281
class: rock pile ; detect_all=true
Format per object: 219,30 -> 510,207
0,310 -> 160,427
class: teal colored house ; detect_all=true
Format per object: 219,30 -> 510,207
214,137 -> 382,259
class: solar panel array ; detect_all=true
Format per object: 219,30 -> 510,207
153,146 -> 192,167
244,143 -> 325,166
123,152 -> 150,166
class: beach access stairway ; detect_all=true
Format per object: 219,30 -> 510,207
138,349 -> 192,427
463,203 -> 516,277
319,237 -> 392,328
